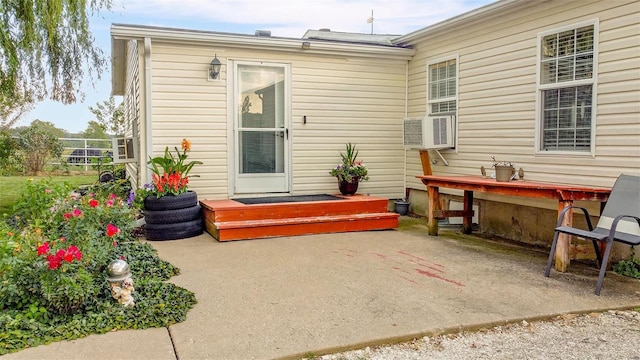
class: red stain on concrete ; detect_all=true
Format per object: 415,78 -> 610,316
392,266 -> 411,275
397,250 -> 446,273
406,259 -> 445,273
335,249 -> 358,257
415,268 -> 464,287
399,275 -> 420,286
397,250 -> 445,268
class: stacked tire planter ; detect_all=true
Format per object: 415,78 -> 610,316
143,191 -> 203,241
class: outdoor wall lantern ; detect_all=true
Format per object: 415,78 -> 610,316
209,54 -> 222,80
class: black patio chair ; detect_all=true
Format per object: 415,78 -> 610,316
544,174 -> 640,295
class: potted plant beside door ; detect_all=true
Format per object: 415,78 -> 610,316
141,139 -> 204,240
330,143 -> 369,195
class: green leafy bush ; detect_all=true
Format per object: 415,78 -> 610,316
613,247 -> 640,279
0,179 -> 196,355
9,178 -> 70,227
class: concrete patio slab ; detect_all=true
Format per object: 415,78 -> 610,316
156,225 -> 640,360
2,327 -> 175,360
4,220 -> 640,360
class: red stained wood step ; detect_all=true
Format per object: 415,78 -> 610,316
200,194 -> 389,222
199,194 -> 399,241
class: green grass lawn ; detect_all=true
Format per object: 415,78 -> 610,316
0,174 -> 98,217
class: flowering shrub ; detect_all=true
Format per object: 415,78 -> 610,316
329,143 -> 369,183
148,138 -> 202,198
10,178 -> 70,227
37,242 -> 82,269
0,179 -> 196,354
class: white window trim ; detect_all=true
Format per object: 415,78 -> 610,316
111,137 -> 139,164
534,19 -> 599,157
426,54 -> 459,151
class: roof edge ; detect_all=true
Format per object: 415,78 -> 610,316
393,0 -> 534,45
110,24 -> 415,60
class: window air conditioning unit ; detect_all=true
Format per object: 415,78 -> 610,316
111,137 -> 138,164
403,115 -> 455,150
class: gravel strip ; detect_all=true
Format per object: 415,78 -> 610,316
315,310 -> 640,360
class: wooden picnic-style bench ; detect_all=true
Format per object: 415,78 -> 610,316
417,174 -> 612,273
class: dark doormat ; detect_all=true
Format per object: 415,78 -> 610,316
233,194 -> 344,205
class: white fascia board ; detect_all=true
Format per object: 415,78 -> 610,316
394,0 -> 533,45
111,37 -> 127,96
110,24 -> 415,60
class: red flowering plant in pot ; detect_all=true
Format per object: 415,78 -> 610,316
139,139 -> 204,240
148,138 -> 202,198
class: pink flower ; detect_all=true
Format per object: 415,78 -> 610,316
120,255 -> 125,260
46,254 -> 61,270
45,189 -> 51,194
63,213 -> 72,220
37,242 -> 50,256
63,252 -> 74,263
73,208 -> 82,217
112,241 -> 118,247
106,224 -> 120,237
89,199 -> 99,208
67,245 -> 82,261
109,193 -> 117,199
59,237 -> 66,243
106,199 -> 114,207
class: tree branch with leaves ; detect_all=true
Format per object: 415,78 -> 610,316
0,0 -> 113,105
89,96 -> 125,135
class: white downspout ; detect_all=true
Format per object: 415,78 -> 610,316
144,37 -> 153,185
403,61 -> 409,199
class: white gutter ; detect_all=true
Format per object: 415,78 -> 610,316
394,0 -> 534,45
143,37 -> 153,185
111,24 -> 416,60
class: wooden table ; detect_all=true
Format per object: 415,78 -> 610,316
417,175 -> 611,272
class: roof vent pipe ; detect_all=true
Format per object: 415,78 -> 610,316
318,28 -> 331,32
255,30 -> 271,37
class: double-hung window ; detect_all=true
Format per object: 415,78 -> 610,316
427,57 -> 458,116
537,21 -> 597,153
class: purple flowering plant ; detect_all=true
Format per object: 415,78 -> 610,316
131,182 -> 156,209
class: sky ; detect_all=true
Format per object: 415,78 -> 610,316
23,0 -> 496,134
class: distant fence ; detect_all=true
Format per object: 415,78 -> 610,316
52,138 -> 113,171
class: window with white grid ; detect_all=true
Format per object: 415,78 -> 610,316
427,58 -> 457,116
538,22 -> 596,152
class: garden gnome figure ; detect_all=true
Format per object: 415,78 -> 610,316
112,277 -> 135,307
107,259 -> 135,307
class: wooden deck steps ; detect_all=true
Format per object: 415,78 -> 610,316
200,194 -> 399,241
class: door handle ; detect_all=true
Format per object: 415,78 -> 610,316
286,128 -> 289,139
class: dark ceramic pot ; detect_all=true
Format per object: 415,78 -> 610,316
338,178 -> 359,195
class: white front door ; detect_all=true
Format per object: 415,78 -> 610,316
233,62 -> 290,194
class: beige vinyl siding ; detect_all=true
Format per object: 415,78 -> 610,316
149,43 -> 227,199
148,42 -> 407,200
124,40 -> 142,189
405,0 -> 640,191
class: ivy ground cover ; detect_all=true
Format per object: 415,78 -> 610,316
0,179 -> 196,355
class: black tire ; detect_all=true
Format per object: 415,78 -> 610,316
145,218 -> 203,241
144,205 -> 201,225
144,191 -> 198,211
99,171 -> 115,183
